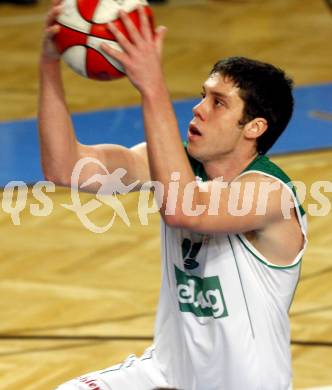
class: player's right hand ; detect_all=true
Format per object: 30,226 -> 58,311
41,0 -> 62,63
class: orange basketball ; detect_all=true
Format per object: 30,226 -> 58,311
53,0 -> 154,81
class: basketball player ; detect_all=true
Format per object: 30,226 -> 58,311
39,3 -> 307,389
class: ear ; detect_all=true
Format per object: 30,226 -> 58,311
243,118 -> 268,140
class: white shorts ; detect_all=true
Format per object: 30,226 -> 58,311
55,347 -> 172,390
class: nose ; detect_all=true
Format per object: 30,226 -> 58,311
192,99 -> 206,121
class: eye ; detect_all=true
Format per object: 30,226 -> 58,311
200,92 -> 206,99
215,99 -> 224,107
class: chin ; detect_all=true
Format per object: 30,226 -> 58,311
187,142 -> 204,162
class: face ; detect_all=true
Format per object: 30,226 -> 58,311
187,72 -> 246,163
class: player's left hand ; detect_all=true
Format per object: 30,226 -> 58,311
101,6 -> 167,94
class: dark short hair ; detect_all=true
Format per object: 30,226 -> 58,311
210,56 -> 294,154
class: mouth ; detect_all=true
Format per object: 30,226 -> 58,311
188,124 -> 202,138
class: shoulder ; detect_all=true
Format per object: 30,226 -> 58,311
239,154 -> 305,217
242,154 -> 291,183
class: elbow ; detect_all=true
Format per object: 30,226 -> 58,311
163,193 -> 206,230
163,214 -> 181,228
43,170 -> 71,187
163,212 -> 200,230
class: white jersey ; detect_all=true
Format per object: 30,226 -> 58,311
152,154 -> 307,390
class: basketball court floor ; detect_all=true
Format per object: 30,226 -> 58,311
0,0 -> 331,388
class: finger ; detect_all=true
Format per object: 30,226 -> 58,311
108,22 -> 133,54
46,5 -> 63,27
154,25 -> 167,58
45,24 -> 61,39
138,5 -> 152,41
119,10 -> 142,45
100,42 -> 127,65
51,0 -> 62,6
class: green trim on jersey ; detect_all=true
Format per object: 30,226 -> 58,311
242,154 -> 305,217
183,141 -> 208,182
237,234 -> 302,270
183,142 -> 305,216
183,143 -> 306,269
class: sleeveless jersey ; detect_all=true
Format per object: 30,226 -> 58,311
151,153 -> 307,390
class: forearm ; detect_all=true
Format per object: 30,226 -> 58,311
100,8 -> 197,213
141,82 -> 197,219
38,60 -> 79,184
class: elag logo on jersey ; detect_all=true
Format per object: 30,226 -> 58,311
175,266 -> 228,319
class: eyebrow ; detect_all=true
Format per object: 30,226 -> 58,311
202,86 -> 231,104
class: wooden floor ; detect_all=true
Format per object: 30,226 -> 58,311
0,0 -> 332,389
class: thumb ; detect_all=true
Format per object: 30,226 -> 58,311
155,25 -> 168,58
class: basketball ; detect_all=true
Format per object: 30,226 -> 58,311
53,0 -> 154,81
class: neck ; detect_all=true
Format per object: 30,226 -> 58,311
203,150 -> 259,182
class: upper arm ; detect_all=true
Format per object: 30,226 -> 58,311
166,173 -> 293,234
74,141 -> 150,193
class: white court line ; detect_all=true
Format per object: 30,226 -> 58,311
0,13 -> 44,27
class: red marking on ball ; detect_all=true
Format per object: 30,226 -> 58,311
86,48 -> 124,80
53,1 -> 155,81
77,0 -> 100,22
90,8 -> 154,42
53,25 -> 87,54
